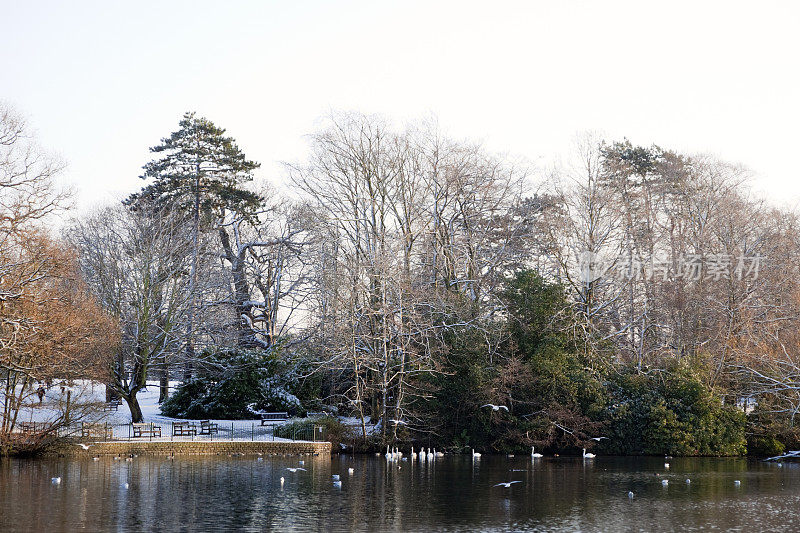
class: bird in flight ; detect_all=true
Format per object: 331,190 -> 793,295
494,481 -> 522,488
589,436 -> 608,442
76,443 -> 94,450
482,404 -> 509,411
286,467 -> 307,473
389,419 -> 408,425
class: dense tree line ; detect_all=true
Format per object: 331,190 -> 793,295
6,104 -> 799,455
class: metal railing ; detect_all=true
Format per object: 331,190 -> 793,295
59,421 -> 327,443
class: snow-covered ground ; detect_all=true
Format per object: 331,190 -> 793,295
9,380 -> 308,442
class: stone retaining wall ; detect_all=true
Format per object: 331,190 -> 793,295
61,440 -> 331,457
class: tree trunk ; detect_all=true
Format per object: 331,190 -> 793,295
126,394 -> 144,423
158,365 -> 169,403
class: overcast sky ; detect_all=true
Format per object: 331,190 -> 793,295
2,1 -> 799,211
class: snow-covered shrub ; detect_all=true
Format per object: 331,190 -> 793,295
161,348 -> 303,419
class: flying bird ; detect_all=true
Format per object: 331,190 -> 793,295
589,437 -> 608,442
482,404 -> 509,412
286,467 -> 306,473
389,419 -> 408,425
76,443 -> 93,450
494,481 -> 522,488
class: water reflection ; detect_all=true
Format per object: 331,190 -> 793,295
1,455 -> 798,532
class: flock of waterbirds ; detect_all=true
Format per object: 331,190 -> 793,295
54,441 -> 762,497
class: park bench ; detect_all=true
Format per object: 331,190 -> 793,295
199,420 -> 219,435
82,422 -> 113,439
172,421 -> 198,437
132,423 -> 162,438
260,412 -> 289,426
103,399 -> 122,412
19,422 -> 40,434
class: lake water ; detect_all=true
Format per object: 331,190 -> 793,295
1,454 -> 798,532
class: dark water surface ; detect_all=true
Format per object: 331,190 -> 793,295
1,454 -> 798,532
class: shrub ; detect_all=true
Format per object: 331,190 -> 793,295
274,416 -> 349,449
603,362 -> 747,456
162,348 -> 303,419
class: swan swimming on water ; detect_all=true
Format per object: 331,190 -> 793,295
531,447 -> 543,458
472,449 -> 481,458
582,448 -> 596,459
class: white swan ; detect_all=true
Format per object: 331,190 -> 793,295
661,479 -> 669,486
435,450 -> 444,457
628,491 -> 634,499
410,447 -> 417,460
472,449 -> 481,458
531,446 -> 543,458
385,446 -> 392,460
582,448 -> 596,459
427,449 -> 434,460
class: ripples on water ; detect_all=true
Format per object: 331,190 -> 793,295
1,454 -> 798,532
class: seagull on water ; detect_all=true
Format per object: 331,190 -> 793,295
51,477 -> 61,484
482,404 -> 509,412
628,491 -> 634,499
494,481 -> 522,488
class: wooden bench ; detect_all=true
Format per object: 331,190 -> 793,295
132,423 -> 162,438
82,422 -> 113,439
19,422 -> 40,434
172,422 -> 197,437
260,412 -> 289,426
103,399 -> 122,412
199,420 -> 219,435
